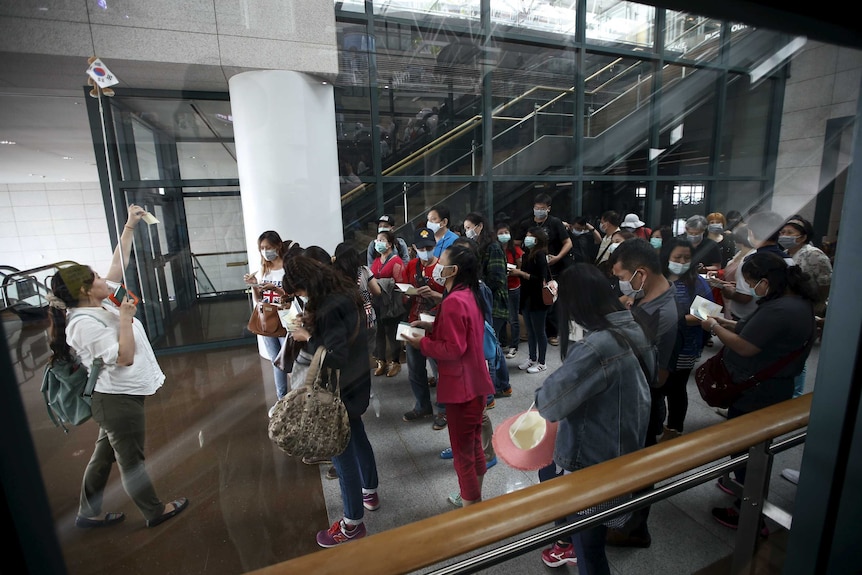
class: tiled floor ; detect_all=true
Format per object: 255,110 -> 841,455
9,308 -> 812,574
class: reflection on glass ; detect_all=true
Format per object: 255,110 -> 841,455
176,142 -> 238,180
490,0 -> 577,34
657,65 -> 717,177
719,72 -> 771,177
664,11 -> 723,61
372,0 -> 480,20
585,0 -> 655,48
131,118 -> 159,180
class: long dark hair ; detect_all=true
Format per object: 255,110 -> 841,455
741,252 -> 817,304
495,221 -> 517,259
283,255 -> 363,331
524,227 -> 548,264
443,243 -> 484,314
557,263 -> 626,358
660,237 -> 697,290
333,242 -> 363,282
48,264 -> 96,363
464,212 -> 492,255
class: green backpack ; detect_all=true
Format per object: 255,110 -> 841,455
40,313 -> 106,433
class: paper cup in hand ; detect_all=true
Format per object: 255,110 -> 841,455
492,410 -> 557,471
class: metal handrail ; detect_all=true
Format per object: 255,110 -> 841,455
254,394 -> 811,575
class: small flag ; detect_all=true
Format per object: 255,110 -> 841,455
86,59 -> 119,88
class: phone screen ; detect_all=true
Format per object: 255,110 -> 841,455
113,285 -> 128,301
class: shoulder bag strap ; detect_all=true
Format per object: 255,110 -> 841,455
750,342 -> 809,382
610,328 -> 656,386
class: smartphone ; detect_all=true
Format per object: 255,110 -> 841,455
109,284 -> 140,306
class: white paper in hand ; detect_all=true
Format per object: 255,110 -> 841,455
396,322 -> 425,341
395,283 -> 419,295
690,295 -> 722,321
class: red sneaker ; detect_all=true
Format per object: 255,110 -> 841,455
316,520 -> 366,548
541,541 -> 577,567
362,492 -> 380,511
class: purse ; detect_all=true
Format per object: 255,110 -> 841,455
268,346 -> 351,458
695,345 -> 807,408
542,279 -> 558,306
248,301 -> 287,337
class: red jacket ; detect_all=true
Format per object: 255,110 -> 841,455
420,287 -> 494,404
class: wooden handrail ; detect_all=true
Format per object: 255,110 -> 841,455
250,394 -> 811,575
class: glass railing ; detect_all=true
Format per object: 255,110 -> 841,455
190,251 -> 249,297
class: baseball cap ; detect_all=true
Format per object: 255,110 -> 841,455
414,227 -> 437,248
378,215 -> 393,225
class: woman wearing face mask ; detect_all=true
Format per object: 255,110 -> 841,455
496,222 -> 524,358
700,252 -> 816,532
778,216 -> 832,317
706,212 -> 737,268
402,245 -> 495,508
682,215 -> 722,271
649,226 -> 672,251
426,204 -> 459,258
401,228 -> 447,427
509,227 -> 551,373
244,230 -> 290,415
333,242 -> 381,362
370,230 -> 406,377
656,238 -> 714,442
464,213 -> 508,349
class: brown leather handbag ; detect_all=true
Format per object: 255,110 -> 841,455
247,302 -> 287,337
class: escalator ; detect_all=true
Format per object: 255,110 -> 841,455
341,26 -> 799,241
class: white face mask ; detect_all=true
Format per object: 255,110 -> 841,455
618,270 -> 645,299
417,249 -> 432,262
523,236 -> 536,249
465,227 -> 478,240
497,234 -> 511,243
426,220 -> 441,233
534,208 -> 548,219
607,242 -> 620,253
378,226 -> 391,234
261,249 -> 278,261
431,263 -> 450,286
668,261 -> 691,276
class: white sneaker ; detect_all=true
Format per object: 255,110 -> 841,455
781,468 -> 800,484
527,363 -> 547,374
518,359 -> 536,370
506,348 -> 518,359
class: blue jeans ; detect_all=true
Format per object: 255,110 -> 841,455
792,362 -> 807,398
502,287 -> 521,348
488,343 -> 510,393
332,416 -> 378,522
571,523 -> 610,575
406,344 -> 444,414
525,309 -> 548,364
262,335 -> 288,399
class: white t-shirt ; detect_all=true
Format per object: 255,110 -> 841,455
258,267 -> 285,305
66,305 -> 165,396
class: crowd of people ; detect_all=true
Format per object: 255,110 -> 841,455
46,196 -> 832,571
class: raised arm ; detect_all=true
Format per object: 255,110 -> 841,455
105,204 -> 146,283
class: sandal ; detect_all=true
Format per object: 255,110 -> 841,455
75,512 -> 125,528
146,497 -> 189,528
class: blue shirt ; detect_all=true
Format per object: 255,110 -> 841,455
433,230 -> 459,258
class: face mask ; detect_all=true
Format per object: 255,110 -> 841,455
668,261 -> 691,275
426,220 -> 441,233
465,227 -> 478,240
417,249 -> 432,261
378,226 -> 391,234
778,235 -> 800,250
374,241 -> 388,254
650,237 -> 663,249
432,263 -> 451,286
751,279 -> 766,301
497,233 -> 511,243
618,270 -> 645,299
261,249 -> 278,261
534,209 -> 548,219
686,233 -> 703,244
571,229 -> 587,236
298,295 -> 308,304
708,224 -> 724,234
599,222 -> 607,232
607,242 -> 620,253
523,236 -> 537,248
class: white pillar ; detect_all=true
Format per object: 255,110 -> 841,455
229,70 -> 342,357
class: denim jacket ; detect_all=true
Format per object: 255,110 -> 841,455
535,310 -> 654,472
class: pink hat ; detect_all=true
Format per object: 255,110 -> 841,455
492,410 -> 558,471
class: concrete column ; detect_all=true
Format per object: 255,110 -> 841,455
229,70 -> 342,357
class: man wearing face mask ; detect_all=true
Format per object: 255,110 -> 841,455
595,211 -> 621,264
606,238 -> 679,549
516,193 -> 572,346
367,214 -> 410,267
567,216 -> 600,264
427,205 -> 459,258
680,215 -> 722,272
402,228 -> 447,427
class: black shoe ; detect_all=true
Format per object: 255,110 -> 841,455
402,408 -> 433,422
605,527 -> 651,548
432,414 -> 448,430
75,512 -> 125,528
146,498 -> 189,528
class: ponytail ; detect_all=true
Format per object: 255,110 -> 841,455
47,265 -> 94,364
786,265 -> 818,302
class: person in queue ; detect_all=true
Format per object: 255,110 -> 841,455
619,213 -> 652,241
701,252 -> 816,531
244,230 -> 290,417
333,242 -> 381,362
427,204 -> 459,258
366,214 -> 409,266
370,229 -> 406,377
285,256 -> 380,547
681,215 -> 723,271
535,263 -> 655,572
496,221 -> 524,358
649,226 -> 673,251
605,238 -> 678,549
402,244 -> 495,508
509,227 -> 551,373
705,212 -> 737,268
657,238 -> 714,442
401,228 -> 447,428
567,216 -> 600,264
47,204 -> 188,529
780,215 -> 831,317
594,210 -> 621,265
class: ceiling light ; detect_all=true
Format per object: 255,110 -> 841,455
62,156 -> 73,160
0,140 -> 16,145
